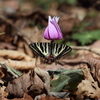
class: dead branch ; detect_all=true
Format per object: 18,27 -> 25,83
0,49 -> 34,61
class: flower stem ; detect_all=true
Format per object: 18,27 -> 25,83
50,40 -> 54,44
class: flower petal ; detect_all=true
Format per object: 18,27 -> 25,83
44,16 -> 63,40
48,16 -> 52,23
43,26 -> 50,39
48,22 -> 59,39
50,21 -> 63,39
53,16 -> 59,23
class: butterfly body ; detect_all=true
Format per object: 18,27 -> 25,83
29,42 -> 72,64
41,55 -> 54,64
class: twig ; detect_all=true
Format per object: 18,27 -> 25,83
71,46 -> 100,56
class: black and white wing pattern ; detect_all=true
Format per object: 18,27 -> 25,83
29,42 -> 72,62
52,43 -> 72,60
29,42 -> 51,58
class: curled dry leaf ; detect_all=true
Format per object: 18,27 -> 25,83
34,67 -> 50,95
0,42 -> 16,50
0,49 -> 34,61
5,71 -> 33,98
28,72 -> 45,98
0,59 -> 35,70
72,45 -> 100,58
5,68 -> 50,99
84,53 -> 100,85
75,64 -> 100,99
0,59 -> 36,70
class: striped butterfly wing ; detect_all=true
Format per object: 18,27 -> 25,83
52,43 -> 72,60
29,42 -> 51,59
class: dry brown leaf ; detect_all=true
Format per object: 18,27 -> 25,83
90,40 -> 100,48
84,53 -> 100,85
75,64 -> 100,99
38,58 -> 82,71
70,7 -> 87,21
0,49 -> 34,61
0,86 -> 8,99
59,16 -> 79,34
2,93 -> 33,100
0,59 -> 36,70
4,67 -> 50,99
3,0 -> 19,13
24,43 -> 33,57
34,67 -> 50,95
73,40 -> 100,58
41,95 -> 64,100
28,72 -> 45,98
20,2 -> 34,11
0,42 -> 16,50
74,48 -> 100,58
21,26 -> 41,42
17,40 -> 33,57
17,40 -> 26,53
0,69 -> 5,78
5,71 -> 33,98
0,80 -> 4,85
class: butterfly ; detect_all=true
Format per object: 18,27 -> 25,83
29,42 -> 72,64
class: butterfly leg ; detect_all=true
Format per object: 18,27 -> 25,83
55,59 -> 60,65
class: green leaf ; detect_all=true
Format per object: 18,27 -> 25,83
66,0 -> 77,5
63,73 -> 83,90
48,68 -> 83,76
50,69 -> 83,92
51,75 -> 70,92
71,30 -> 100,45
56,38 -> 64,44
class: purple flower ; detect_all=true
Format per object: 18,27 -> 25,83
43,16 -> 63,40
